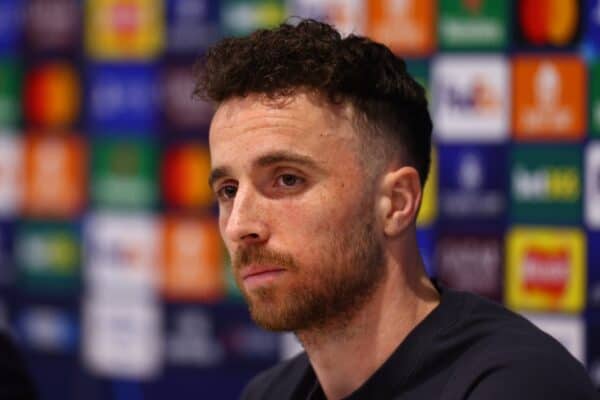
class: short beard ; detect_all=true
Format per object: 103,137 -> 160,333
232,211 -> 386,334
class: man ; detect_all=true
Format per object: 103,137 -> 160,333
196,19 -> 598,400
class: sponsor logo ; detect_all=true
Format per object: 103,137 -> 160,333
162,65 -> 213,131
590,62 -> 600,137
521,313 -> 585,364
438,0 -> 508,50
221,0 -> 286,37
162,215 -> 224,301
510,146 -> 581,224
516,0 -> 580,47
85,0 -> 164,60
85,213 -> 161,301
513,57 -> 585,140
0,60 -> 22,127
435,233 -> 502,300
366,0 -> 435,56
17,306 -> 78,353
83,300 -> 163,379
166,0 -> 220,54
432,56 -> 509,141
23,135 -> 86,218
288,0 -> 366,36
24,62 -> 80,129
585,143 -> 600,228
25,0 -> 80,52
90,139 -> 158,209
506,227 -> 585,313
0,135 -> 22,217
165,309 -> 224,367
87,64 -> 159,133
0,0 -> 23,55
439,145 -> 506,220
15,222 -> 79,295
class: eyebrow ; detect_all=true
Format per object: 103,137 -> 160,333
208,150 -> 322,188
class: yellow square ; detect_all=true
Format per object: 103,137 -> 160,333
86,0 -> 164,60
417,147 -> 437,227
506,227 -> 586,313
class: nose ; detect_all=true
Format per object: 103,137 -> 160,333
222,185 -> 269,245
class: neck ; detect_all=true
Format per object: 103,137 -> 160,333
295,236 -> 440,400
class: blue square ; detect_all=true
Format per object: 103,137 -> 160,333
585,0 -> 600,53
166,0 -> 221,55
589,231 -> 600,308
0,221 -> 15,287
86,64 -> 160,135
0,0 -> 23,56
417,227 -> 435,277
438,144 -> 507,223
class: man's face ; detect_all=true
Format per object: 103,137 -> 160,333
209,93 -> 386,332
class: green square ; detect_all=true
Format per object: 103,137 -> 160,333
438,0 -> 509,50
510,145 -> 582,224
16,222 -> 80,295
0,60 -> 22,128
590,62 -> 600,137
90,138 -> 159,210
221,0 -> 285,37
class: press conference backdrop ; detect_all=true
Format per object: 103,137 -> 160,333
0,0 -> 599,398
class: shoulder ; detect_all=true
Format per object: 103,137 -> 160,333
240,352 -> 311,400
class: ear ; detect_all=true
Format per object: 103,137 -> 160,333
377,166 -> 422,237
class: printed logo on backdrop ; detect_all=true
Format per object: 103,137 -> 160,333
510,146 -> 581,224
288,0 -> 366,36
0,61 -> 22,127
162,65 -> 213,132
513,57 -> 586,140
590,62 -> 600,138
585,143 -> 600,228
515,0 -> 581,48
0,223 -> 16,286
162,216 -> 224,301
23,135 -> 86,218
0,136 -> 22,217
521,313 -> 585,363
438,0 -> 509,50
83,300 -> 162,379
0,0 -> 23,55
90,139 -> 158,210
585,0 -> 600,53
438,144 -> 506,221
588,232 -> 600,308
432,56 -> 509,142
24,0 -> 80,53
16,306 -> 78,353
15,222 -> 80,295
367,0 -> 435,56
84,213 -> 161,301
165,308 -> 224,367
220,0 -> 286,37
87,64 -> 159,133
506,227 -> 586,313
85,0 -> 164,60
162,145 -> 213,209
435,233 -> 503,301
417,147 -> 436,227
166,0 -> 220,54
24,62 -> 80,129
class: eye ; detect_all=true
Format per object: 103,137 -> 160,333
277,174 -> 304,187
216,184 -> 237,200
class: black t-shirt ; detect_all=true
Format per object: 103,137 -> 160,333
0,331 -> 37,400
240,287 -> 599,399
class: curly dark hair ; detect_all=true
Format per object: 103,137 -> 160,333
194,19 -> 432,185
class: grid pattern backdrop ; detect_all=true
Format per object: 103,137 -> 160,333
0,0 -> 599,399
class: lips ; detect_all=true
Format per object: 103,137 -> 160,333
241,265 -> 287,280
240,265 -> 287,289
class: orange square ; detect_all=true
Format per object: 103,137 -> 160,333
513,56 -> 586,140
367,0 -> 436,56
162,215 -> 224,301
23,134 -> 86,217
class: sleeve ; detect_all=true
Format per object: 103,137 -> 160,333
466,357 -> 598,400
0,332 -> 37,400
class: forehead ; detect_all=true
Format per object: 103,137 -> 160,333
209,93 -> 361,167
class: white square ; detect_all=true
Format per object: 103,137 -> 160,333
432,55 -> 510,142
585,142 -> 600,229
0,134 -> 22,217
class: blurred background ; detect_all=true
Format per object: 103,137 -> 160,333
0,0 -> 599,398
